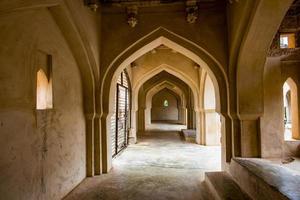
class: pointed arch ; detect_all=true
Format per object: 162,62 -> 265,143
145,81 -> 186,110
100,27 -> 231,172
283,77 -> 299,140
140,74 -> 190,132
132,64 -> 198,112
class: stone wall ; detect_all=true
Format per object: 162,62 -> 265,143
262,56 -> 300,158
151,89 -> 179,122
101,4 -> 228,78
0,8 -> 86,200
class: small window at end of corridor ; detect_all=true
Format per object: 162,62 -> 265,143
280,33 -> 295,49
163,100 -> 169,107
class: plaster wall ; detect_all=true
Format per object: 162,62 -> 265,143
101,5 -> 228,78
261,57 -> 284,158
65,0 -> 101,77
0,9 -> 86,199
205,112 -> 221,146
203,74 -> 221,146
151,89 -> 179,122
262,57 -> 300,158
204,74 -> 216,110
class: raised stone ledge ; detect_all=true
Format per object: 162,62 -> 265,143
230,158 -> 300,200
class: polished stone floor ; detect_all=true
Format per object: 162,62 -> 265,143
64,131 -> 221,200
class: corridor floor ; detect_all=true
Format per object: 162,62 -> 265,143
64,131 -> 221,200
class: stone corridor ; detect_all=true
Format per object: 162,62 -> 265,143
64,131 -> 221,200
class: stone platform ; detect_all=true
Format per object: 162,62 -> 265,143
229,158 -> 300,200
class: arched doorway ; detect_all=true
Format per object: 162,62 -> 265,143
283,78 -> 299,140
101,29 -> 231,172
145,81 -> 188,128
138,71 -> 192,133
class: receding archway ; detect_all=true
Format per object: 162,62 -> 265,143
145,81 -> 187,129
101,28 -> 231,172
137,71 -> 192,135
132,64 -> 198,137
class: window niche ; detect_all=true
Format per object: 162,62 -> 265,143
163,100 -> 169,107
280,33 -> 296,49
36,51 -> 53,110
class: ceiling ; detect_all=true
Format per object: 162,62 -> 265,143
100,0 -> 225,7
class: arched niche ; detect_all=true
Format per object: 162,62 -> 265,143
100,28 -> 231,172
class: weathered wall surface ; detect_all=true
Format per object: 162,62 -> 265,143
101,5 -> 228,78
65,0 -> 101,78
203,74 -> 221,145
261,57 -> 284,158
0,8 -> 86,200
151,89 -> 179,121
262,57 -> 300,158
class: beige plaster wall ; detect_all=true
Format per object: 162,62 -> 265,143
227,0 -> 293,158
261,57 -> 284,158
65,0 -> 101,77
101,5 -> 228,77
205,112 -> 221,146
203,74 -> 221,146
262,57 -> 300,158
0,9 -> 86,199
151,89 -> 179,122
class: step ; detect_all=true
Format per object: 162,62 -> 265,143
205,171 -> 251,200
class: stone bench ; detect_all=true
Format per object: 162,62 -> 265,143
230,158 -> 300,200
181,129 -> 196,143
